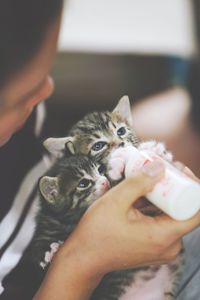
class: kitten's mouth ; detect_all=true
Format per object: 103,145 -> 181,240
133,196 -> 162,216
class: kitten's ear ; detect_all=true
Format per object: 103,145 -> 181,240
43,137 -> 75,158
65,141 -> 76,156
112,95 -> 133,127
39,176 -> 59,204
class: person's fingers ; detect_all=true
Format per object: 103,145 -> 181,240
154,210 -> 200,241
133,240 -> 183,268
183,167 -> 200,183
173,160 -> 200,183
173,161 -> 185,172
104,160 -> 165,209
158,239 -> 183,262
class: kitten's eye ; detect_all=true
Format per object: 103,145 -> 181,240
92,141 -> 107,152
117,127 -> 126,137
78,179 -> 91,189
98,164 -> 106,175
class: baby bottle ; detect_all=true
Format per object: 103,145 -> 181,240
124,147 -> 200,221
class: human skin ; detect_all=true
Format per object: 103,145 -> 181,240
0,9 -> 200,300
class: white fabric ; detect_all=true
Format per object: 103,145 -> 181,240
0,197 -> 39,286
34,102 -> 46,137
0,159 -> 47,248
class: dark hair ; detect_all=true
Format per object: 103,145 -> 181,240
0,0 -> 63,89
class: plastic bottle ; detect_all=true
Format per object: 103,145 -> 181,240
124,147 -> 200,220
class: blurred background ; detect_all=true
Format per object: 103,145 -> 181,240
43,0 -> 200,176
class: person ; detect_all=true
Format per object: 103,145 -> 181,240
0,1 -> 200,299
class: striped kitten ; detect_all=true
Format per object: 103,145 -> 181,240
44,96 -> 139,160
42,96 -> 183,299
30,155 -> 110,268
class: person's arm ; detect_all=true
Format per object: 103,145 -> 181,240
33,160 -> 200,300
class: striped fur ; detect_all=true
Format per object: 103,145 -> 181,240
29,155 -> 110,267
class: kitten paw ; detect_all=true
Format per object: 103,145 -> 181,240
108,158 -> 125,181
138,140 -> 173,162
40,241 -> 63,269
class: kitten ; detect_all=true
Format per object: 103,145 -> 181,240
43,96 -> 139,160
30,155 -> 110,267
40,96 -> 183,299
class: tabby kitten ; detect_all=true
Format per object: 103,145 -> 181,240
30,154 -> 110,271
41,96 -> 183,299
44,96 -> 139,162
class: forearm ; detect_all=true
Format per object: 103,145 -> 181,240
33,240 -> 103,300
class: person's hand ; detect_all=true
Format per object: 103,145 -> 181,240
34,160 -> 200,300
62,160 -> 199,277
174,161 -> 200,183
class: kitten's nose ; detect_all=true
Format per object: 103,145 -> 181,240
101,178 -> 110,190
110,140 -> 124,148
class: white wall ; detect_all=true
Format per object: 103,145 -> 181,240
58,0 -> 197,58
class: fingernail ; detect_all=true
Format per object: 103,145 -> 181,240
183,166 -> 191,173
173,161 -> 185,171
142,160 -> 164,177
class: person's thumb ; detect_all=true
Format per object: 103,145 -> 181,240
108,160 -> 165,209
